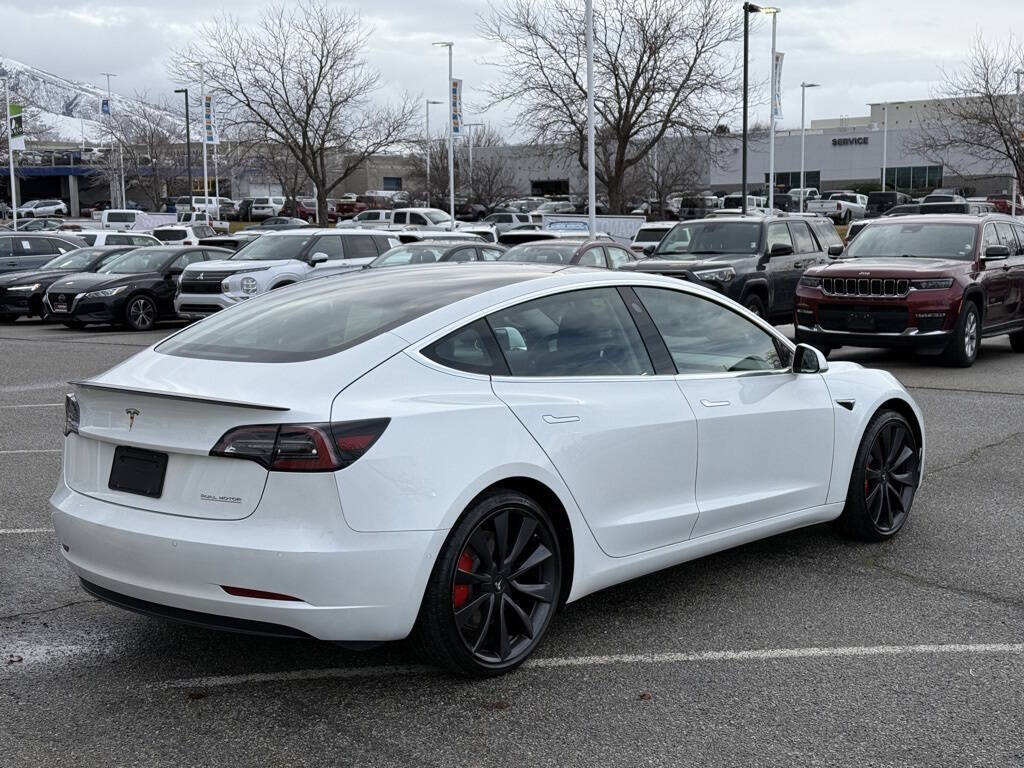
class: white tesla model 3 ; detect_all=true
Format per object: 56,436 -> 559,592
51,264 -> 924,676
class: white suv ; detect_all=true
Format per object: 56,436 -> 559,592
16,199 -> 68,217
76,230 -> 161,247
174,228 -> 400,319
251,196 -> 286,219
344,209 -> 391,229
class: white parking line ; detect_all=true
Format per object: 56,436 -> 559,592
0,528 -> 54,535
0,449 -> 61,455
160,642 -> 1024,689
0,403 -> 63,409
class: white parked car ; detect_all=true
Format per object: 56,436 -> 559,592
806,192 -> 869,224
53,264 -> 924,676
389,207 -> 453,231
629,221 -> 678,254
76,230 -> 161,247
16,199 -> 67,217
251,196 -> 286,219
481,212 -> 534,234
173,228 -> 400,319
343,209 -> 391,229
151,224 -> 217,246
100,210 -> 177,231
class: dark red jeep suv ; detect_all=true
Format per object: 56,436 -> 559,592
794,214 -> 1024,366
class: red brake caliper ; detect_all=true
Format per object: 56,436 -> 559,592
453,552 -> 474,609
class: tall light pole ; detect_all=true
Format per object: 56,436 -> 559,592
173,87 -> 193,198
879,101 -> 903,191
101,72 -> 125,208
4,78 -> 18,230
764,7 -> 780,212
200,63 -> 209,214
464,121 -> 484,203
1013,69 -> 1023,217
424,99 -> 442,208
799,82 -> 820,213
585,0 -> 596,236
741,3 -> 757,216
433,42 -> 455,229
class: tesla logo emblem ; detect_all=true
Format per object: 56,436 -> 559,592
125,408 -> 140,430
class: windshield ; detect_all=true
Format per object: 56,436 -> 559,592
99,249 -> 176,274
845,222 -> 977,260
153,229 -> 187,242
373,244 -> 447,267
424,210 -> 452,224
41,248 -> 111,270
499,243 -> 579,264
634,228 -> 671,243
156,269 -> 535,363
230,234 -> 314,261
655,221 -> 760,258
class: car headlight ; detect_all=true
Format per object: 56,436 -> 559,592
799,276 -> 822,288
693,267 -> 735,282
911,278 -> 954,290
83,285 -> 127,298
240,276 -> 258,295
6,283 -> 41,292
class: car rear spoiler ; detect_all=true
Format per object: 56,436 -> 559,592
69,380 -> 290,411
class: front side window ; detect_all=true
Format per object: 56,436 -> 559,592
410,213 -> 428,226
108,235 -> 131,245
606,246 -> 635,269
635,287 -> 787,374
171,251 -> 206,271
486,288 -> 654,377
393,212 -> 407,225
311,236 -> 345,260
42,248 -> 104,270
766,222 -> 794,253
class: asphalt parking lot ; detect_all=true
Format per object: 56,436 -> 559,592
2,318 -> 1023,767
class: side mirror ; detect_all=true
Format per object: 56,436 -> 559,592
167,268 -> 183,278
769,243 -> 794,257
827,244 -> 844,257
309,251 -> 329,265
983,244 -> 1009,261
642,244 -> 657,256
792,343 -> 828,374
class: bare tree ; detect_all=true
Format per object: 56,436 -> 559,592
902,34 -> 1024,190
462,124 -> 519,209
171,0 -> 417,225
624,134 -> 709,217
479,0 -> 743,212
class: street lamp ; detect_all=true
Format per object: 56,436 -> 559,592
1013,69 -> 1023,217
432,41 -> 455,230
740,3 -> 764,215
424,99 -> 442,208
799,82 -> 820,213
761,6 -> 780,212
173,87 -> 193,198
879,101 -> 904,191
101,72 -> 125,208
585,0 -> 596,235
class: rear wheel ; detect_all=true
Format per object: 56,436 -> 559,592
743,293 -> 767,318
1010,329 -> 1024,352
418,490 -> 562,677
124,295 -> 157,331
836,409 -> 920,541
943,300 -> 980,367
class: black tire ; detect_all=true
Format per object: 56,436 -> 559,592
418,490 -> 562,677
743,293 -> 767,318
124,294 -> 158,331
270,282 -> 294,291
1010,330 -> 1024,353
836,409 -> 920,542
942,300 -> 980,367
0,313 -> 18,323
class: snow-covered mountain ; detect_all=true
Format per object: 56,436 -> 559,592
0,56 -> 173,144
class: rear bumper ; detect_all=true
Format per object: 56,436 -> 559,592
50,478 -> 445,642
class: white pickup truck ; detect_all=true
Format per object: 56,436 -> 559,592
806,191 -> 867,224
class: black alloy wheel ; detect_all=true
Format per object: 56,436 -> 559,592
944,301 -> 979,367
837,410 -> 920,541
743,293 -> 767,318
125,295 -> 157,331
420,491 -> 562,676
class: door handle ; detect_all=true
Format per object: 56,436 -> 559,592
700,399 -> 731,408
542,414 -> 580,424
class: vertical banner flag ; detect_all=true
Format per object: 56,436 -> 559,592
771,52 -> 785,121
451,78 -> 463,136
101,98 -> 110,116
8,104 -> 24,151
203,94 -> 219,145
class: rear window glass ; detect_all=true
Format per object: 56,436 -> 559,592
153,229 -> 187,242
156,269 -> 539,363
634,228 -> 671,243
500,243 -> 579,264
107,212 -> 135,222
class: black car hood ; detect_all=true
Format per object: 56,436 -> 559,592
630,253 -> 747,271
0,268 -> 75,286
48,271 -> 160,293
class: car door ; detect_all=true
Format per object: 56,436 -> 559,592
634,286 -> 834,536
993,221 -> 1024,324
784,220 -> 824,309
764,221 -> 799,313
488,286 -> 700,557
980,223 -> 1012,326
162,250 -> 207,312
306,234 -> 351,276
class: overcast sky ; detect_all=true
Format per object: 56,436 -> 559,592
4,0 -> 1021,136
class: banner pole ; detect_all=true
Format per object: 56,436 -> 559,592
4,79 -> 17,231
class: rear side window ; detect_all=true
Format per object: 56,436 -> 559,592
393,212 -> 407,225
422,319 -> 508,375
79,233 -> 97,246
342,235 -> 379,259
789,221 -> 818,253
131,235 -> 156,245
108,235 -> 131,245
25,238 -> 58,255
486,288 -> 654,377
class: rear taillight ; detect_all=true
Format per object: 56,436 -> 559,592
64,393 -> 79,436
836,202 -> 842,210
210,419 -> 389,472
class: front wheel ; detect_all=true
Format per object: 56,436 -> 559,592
743,293 -> 767,318
124,295 -> 157,331
943,301 -> 980,367
418,490 -> 562,677
836,409 -> 920,541
1009,330 -> 1024,352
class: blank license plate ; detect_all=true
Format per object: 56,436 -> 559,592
846,312 -> 875,331
108,446 -> 168,498
52,301 -> 68,313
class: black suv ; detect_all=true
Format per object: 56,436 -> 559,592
623,215 -> 843,322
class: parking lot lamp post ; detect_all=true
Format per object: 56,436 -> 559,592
3,78 -> 17,231
173,88 -> 193,199
741,3 -> 760,216
1013,70 -> 1023,217
881,102 -> 888,190
101,72 -> 125,208
763,6 -> 779,212
424,99 -> 442,208
585,0 -> 596,236
433,42 -> 455,230
799,82 -> 819,213
200,64 -> 209,211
